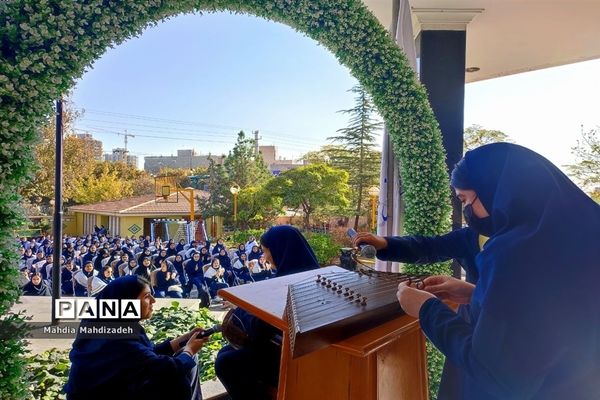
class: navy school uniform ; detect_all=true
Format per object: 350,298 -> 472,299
215,225 -> 320,399
172,258 -> 188,296
154,269 -> 183,298
61,267 -> 75,295
22,280 -> 51,296
133,265 -> 153,282
417,144 -> 600,399
81,251 -> 96,267
184,259 -> 205,290
377,227 -> 482,399
199,252 -> 211,266
184,259 -> 211,306
232,259 -> 252,283
203,267 -> 229,299
217,254 -> 236,286
211,243 -> 225,256
247,248 -> 262,261
64,276 -> 202,400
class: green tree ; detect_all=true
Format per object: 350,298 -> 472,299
237,185 -> 283,229
199,134 -> 272,227
300,145 -> 349,166
73,162 -> 134,204
327,85 -> 382,229
102,161 -> 154,196
566,127 -> 600,202
266,164 -> 350,229
225,131 -> 271,189
199,156 -> 230,218
464,124 -> 512,152
157,167 -> 194,189
20,101 -> 102,209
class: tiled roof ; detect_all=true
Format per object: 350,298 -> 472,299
68,190 -> 209,216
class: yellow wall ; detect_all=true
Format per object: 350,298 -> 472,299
119,216 -> 145,238
206,216 -> 224,238
63,212 -> 77,235
68,213 -> 224,239
75,212 -> 84,236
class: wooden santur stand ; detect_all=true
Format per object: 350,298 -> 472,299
219,266 -> 429,400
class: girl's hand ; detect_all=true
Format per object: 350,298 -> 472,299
422,275 -> 475,304
396,282 -> 435,318
351,232 -> 388,251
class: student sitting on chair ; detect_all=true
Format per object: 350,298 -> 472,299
232,253 -> 252,283
203,258 -> 229,300
154,260 -> 183,298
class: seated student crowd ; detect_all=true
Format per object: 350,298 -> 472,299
17,232 -> 275,302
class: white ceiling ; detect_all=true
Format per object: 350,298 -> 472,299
363,0 -> 600,83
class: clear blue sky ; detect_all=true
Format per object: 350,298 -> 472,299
72,12 -> 361,166
71,11 -> 600,171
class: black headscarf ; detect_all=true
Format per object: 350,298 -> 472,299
260,225 -> 319,277
22,277 -> 51,296
426,143 -> 600,398
65,276 -> 150,396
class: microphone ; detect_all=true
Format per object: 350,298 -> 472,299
178,324 -> 222,348
346,228 -> 377,258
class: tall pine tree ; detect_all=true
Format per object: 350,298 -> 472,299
224,131 -> 271,188
327,85 -> 382,229
199,155 -> 230,218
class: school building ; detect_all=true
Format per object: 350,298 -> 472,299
66,190 -> 224,238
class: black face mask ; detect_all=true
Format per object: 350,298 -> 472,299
463,201 -> 494,237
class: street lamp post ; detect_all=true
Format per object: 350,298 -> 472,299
367,186 -> 380,231
230,184 -> 240,226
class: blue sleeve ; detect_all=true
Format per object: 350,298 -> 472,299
376,228 -> 477,264
153,339 -> 174,356
418,298 -> 505,395
184,263 -> 194,277
131,342 -> 196,379
418,296 -> 555,398
233,308 -> 280,342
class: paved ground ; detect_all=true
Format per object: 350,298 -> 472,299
11,296 -> 229,399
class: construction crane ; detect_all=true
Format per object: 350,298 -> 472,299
116,130 -> 135,162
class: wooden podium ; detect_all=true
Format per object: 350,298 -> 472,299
219,266 -> 429,400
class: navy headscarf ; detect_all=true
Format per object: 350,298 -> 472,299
260,225 -> 319,277
96,275 -> 144,301
65,276 -> 151,396
424,143 -> 600,399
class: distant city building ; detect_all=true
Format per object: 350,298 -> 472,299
75,133 -> 103,161
104,148 -> 138,168
144,149 -> 224,174
259,145 -> 303,175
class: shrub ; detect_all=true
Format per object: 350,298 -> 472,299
142,301 -> 226,382
25,349 -> 69,400
305,233 -> 341,266
327,226 -> 353,248
227,229 -> 265,248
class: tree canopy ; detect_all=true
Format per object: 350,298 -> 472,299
566,127 -> 600,202
20,101 -> 102,209
464,124 -> 512,152
328,85 -> 382,229
265,163 -> 350,229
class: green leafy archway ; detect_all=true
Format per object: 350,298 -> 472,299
0,0 -> 450,397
